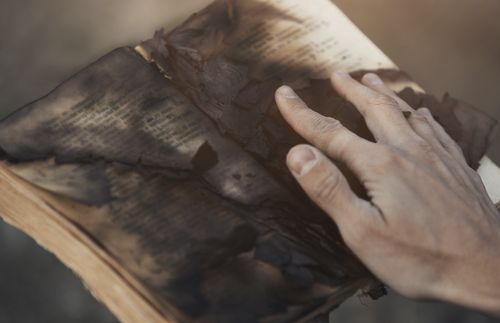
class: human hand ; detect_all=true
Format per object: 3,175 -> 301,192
275,72 -> 500,316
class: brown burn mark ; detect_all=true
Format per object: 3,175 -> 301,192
165,0 -> 300,61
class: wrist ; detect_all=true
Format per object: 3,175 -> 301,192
432,230 -> 500,316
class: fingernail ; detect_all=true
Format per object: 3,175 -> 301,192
364,73 -> 383,85
288,146 -> 318,177
278,85 -> 298,99
333,70 -> 350,78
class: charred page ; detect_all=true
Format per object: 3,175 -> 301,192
142,0 -> 495,177
0,0 -> 497,322
0,48 -> 371,323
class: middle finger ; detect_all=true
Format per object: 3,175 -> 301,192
330,71 -> 418,146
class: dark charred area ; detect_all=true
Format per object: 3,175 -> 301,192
0,47 -> 197,170
160,21 -> 495,173
191,141 -> 219,174
151,0 -> 496,170
0,47 -> 368,322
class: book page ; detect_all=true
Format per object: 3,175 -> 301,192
146,0 -> 494,174
149,0 -> 421,92
150,0 -> 495,190
228,0 -> 397,78
0,47 -> 367,323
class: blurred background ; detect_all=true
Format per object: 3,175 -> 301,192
0,0 -> 499,322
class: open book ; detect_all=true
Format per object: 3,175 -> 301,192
0,0 -> 497,322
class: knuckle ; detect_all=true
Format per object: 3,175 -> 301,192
368,93 -> 399,109
418,107 -> 433,118
311,115 -> 344,134
409,111 -> 427,125
414,139 -> 440,163
310,116 -> 347,151
378,146 -> 404,167
414,138 -> 432,152
311,170 -> 343,202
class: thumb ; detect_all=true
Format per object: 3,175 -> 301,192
287,144 -> 376,227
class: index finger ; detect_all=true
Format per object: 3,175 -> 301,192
275,85 -> 379,174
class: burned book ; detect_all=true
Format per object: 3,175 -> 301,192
0,0 -> 497,322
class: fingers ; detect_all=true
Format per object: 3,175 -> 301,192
275,85 -> 377,174
411,107 -> 489,196
417,108 -> 468,165
358,73 -> 467,166
287,144 -> 377,226
330,71 -> 417,145
407,109 -> 447,153
361,73 -> 413,112
406,109 -> 469,181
